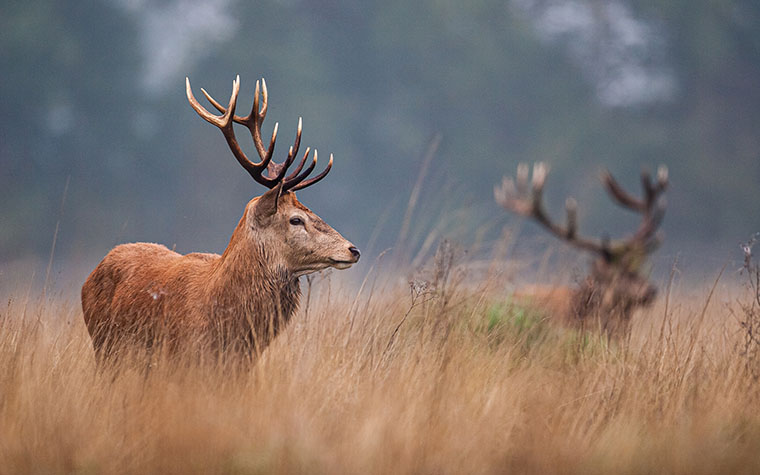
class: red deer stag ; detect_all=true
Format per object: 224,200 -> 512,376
494,163 -> 667,338
82,76 -> 360,358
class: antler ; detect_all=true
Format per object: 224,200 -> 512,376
494,163 -> 605,255
494,163 -> 668,260
601,165 -> 668,249
186,75 -> 332,191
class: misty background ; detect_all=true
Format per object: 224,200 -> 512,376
2,0 -> 759,292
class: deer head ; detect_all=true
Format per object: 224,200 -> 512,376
186,76 -> 360,276
495,163 -> 668,335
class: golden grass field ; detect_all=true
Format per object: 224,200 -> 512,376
2,250 -> 760,474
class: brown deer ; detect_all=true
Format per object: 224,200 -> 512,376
494,162 -> 668,338
81,76 -> 360,358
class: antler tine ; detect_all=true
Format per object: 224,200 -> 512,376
199,88 -> 224,115
602,165 -> 669,213
258,117 -> 302,185
601,170 -> 646,212
495,177 -> 525,215
247,79 -> 276,163
641,169 -> 655,204
259,78 -> 268,120
199,78 -> 277,169
266,117 -> 302,180
292,117 -> 302,158
516,163 -> 530,195
645,165 -> 669,207
656,165 -> 669,189
290,152 -> 333,191
601,166 -> 669,249
277,119 -> 335,191
186,77 -> 234,128
633,194 -> 667,245
495,163 -> 604,255
494,163 -> 544,218
237,79 -> 276,165
286,148 -> 318,185
186,76 -> 272,181
284,147 -> 314,183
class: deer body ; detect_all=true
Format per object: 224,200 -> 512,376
496,163 -> 667,338
82,76 -> 359,356
512,285 -> 576,324
82,198 -> 302,353
511,268 -> 656,336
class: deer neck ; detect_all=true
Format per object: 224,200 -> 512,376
570,276 -> 599,319
206,214 -> 301,340
571,269 -> 631,322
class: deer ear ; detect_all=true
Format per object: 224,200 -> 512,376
255,182 -> 284,221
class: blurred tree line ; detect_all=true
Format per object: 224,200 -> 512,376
1,0 -> 759,274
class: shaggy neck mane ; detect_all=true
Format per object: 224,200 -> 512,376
206,211 -> 301,351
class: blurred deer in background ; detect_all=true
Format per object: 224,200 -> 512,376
495,163 -> 668,338
82,76 -> 360,359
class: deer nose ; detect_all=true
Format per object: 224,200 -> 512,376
349,247 -> 361,261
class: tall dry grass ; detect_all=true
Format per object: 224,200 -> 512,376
2,251 -> 760,474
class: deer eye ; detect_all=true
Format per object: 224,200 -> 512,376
289,216 -> 304,226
